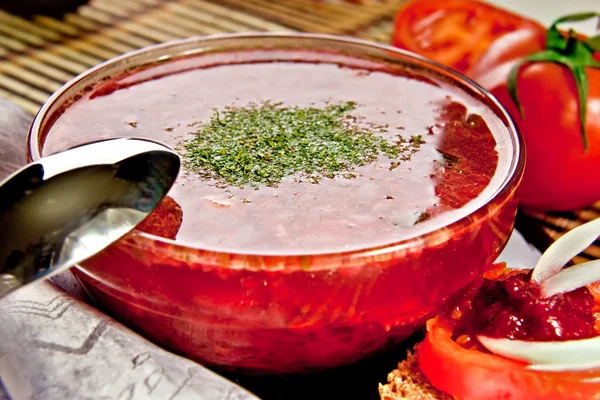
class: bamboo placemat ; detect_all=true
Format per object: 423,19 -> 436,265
0,0 -> 597,263
0,0 -> 399,114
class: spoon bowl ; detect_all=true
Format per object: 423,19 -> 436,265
0,137 -> 180,297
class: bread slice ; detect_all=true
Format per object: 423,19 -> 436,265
378,345 -> 453,400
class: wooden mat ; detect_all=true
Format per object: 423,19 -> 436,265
0,0 -> 399,114
0,0 -> 597,263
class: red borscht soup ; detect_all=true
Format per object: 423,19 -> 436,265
43,50 -> 510,255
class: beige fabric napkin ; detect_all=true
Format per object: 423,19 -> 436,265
0,98 -> 259,400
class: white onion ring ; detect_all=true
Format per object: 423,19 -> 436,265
478,335 -> 600,370
531,218 -> 600,284
541,259 -> 600,298
529,360 -> 600,372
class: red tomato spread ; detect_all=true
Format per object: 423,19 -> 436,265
451,271 -> 598,346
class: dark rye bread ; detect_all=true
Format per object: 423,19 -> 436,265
379,345 -> 453,400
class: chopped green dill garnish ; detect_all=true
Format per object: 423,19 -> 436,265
415,211 -> 432,224
438,150 -> 459,168
183,101 -> 423,188
411,135 -> 426,145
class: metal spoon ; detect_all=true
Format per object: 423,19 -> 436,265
0,137 -> 180,298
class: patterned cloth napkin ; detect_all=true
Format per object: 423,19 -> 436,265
0,98 -> 259,400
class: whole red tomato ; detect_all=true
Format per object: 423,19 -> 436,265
474,12 -> 600,211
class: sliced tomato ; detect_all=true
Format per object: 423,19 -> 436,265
392,0 -> 546,76
418,317 -> 600,400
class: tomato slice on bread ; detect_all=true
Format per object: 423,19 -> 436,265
419,316 -> 600,400
412,212 -> 600,400
415,256 -> 600,398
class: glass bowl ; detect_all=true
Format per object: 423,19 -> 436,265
28,33 -> 524,374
